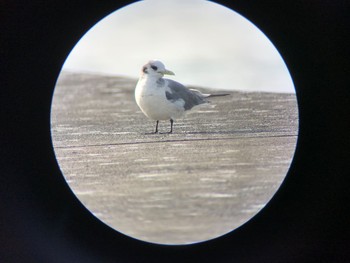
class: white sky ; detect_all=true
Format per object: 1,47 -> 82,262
62,0 -> 294,93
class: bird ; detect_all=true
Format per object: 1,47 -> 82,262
135,60 -> 229,134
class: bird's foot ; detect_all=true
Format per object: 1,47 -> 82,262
143,131 -> 158,135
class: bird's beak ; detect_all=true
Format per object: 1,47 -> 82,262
162,69 -> 175,75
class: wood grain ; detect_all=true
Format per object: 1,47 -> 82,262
51,72 -> 298,244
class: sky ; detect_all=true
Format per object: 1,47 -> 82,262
62,0 -> 295,93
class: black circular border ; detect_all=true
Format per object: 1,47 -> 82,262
1,1 -> 349,262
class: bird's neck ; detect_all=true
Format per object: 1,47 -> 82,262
141,74 -> 162,84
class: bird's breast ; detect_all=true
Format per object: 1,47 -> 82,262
135,79 -> 163,102
135,79 -> 163,112
135,78 -> 184,120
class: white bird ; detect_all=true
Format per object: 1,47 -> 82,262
135,60 -> 228,133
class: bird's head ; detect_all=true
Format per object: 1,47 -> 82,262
141,60 -> 175,78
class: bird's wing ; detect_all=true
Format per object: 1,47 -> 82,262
164,79 -> 207,110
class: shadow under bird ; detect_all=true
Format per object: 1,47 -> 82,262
135,60 -> 229,133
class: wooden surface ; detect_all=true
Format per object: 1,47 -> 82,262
51,72 -> 298,244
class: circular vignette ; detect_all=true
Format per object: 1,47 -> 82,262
4,0 -> 346,262
51,0 -> 298,245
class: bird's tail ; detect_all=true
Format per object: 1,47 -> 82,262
208,93 -> 230,98
189,89 -> 229,98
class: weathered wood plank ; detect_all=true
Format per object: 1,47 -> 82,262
51,72 -> 298,244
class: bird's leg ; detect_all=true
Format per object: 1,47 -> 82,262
169,119 -> 174,133
154,120 -> 159,133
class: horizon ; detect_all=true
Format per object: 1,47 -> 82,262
62,0 -> 295,93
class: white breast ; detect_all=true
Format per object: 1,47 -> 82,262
135,77 -> 185,120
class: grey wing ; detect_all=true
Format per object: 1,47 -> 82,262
165,79 -> 207,110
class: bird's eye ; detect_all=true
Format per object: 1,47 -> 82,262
150,65 -> 158,71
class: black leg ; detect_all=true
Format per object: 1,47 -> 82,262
169,119 -> 174,133
154,120 -> 159,133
